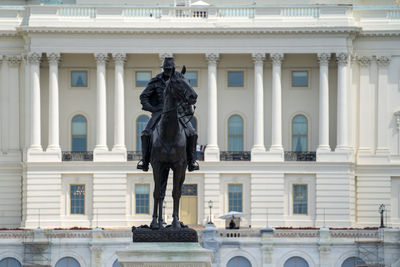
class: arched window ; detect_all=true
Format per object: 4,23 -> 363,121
190,116 -> 197,132
227,256 -> 251,267
136,115 -> 150,152
341,257 -> 366,267
55,257 -> 80,267
71,115 -> 87,152
292,115 -> 308,152
284,256 -> 309,267
228,115 -> 243,152
0,257 -> 22,267
112,259 -> 121,267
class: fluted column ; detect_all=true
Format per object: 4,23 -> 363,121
94,53 -> 108,151
270,53 -> 284,153
23,55 -> 31,152
112,53 -> 126,151
336,53 -> 349,150
7,56 -> 21,153
357,56 -> 373,155
376,56 -> 391,156
204,53 -> 220,162
28,52 -> 42,151
251,53 -> 266,153
0,55 -> 8,153
317,53 -> 331,152
47,53 -> 61,151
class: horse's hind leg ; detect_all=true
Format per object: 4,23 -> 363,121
150,163 -> 162,229
158,166 -> 169,228
171,164 -> 187,228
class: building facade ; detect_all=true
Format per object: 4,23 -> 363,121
0,0 -> 400,266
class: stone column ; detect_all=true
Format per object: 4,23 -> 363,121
270,53 -> 284,155
336,53 -> 349,150
94,53 -> 108,151
28,52 -> 42,152
7,56 -> 21,153
23,55 -> 31,153
0,55 -> 8,153
46,53 -> 61,152
112,53 -> 126,152
357,56 -> 373,156
204,53 -> 220,162
376,56 -> 391,157
251,53 -> 266,160
317,53 -> 331,153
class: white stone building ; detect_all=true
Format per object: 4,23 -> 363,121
0,0 -> 400,266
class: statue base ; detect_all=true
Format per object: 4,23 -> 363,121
132,225 -> 198,242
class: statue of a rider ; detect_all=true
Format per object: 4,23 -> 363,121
137,57 -> 200,172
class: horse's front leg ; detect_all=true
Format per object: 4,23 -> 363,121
171,164 -> 187,229
150,164 -> 161,229
158,166 -> 170,228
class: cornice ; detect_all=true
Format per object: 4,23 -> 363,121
360,30 -> 400,37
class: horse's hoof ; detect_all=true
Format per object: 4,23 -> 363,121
150,220 -> 159,229
172,220 -> 182,229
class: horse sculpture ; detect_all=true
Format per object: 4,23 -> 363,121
149,69 -> 198,230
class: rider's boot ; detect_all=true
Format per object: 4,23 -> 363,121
187,134 -> 199,172
137,135 -> 151,172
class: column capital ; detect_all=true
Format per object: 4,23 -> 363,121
270,53 -> 284,66
376,55 -> 391,67
336,52 -> 349,66
357,56 -> 372,68
159,53 -> 173,63
94,53 -> 108,64
28,52 -> 42,65
46,52 -> 61,65
205,53 -> 219,65
112,53 -> 126,65
6,55 -> 22,67
317,53 -> 331,66
252,53 -> 265,65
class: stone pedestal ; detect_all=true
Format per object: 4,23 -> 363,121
117,242 -> 213,267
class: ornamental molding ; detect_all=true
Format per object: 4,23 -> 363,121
357,56 -> 371,68
252,53 -> 266,65
6,55 -> 22,67
317,53 -> 330,66
46,52 -> 61,65
94,53 -> 108,64
376,56 -> 391,67
270,53 -> 284,66
112,53 -> 126,65
336,52 -> 348,66
27,52 -> 41,65
205,53 -> 219,65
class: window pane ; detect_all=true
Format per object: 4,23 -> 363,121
72,136 -> 87,152
70,185 -> 85,215
112,260 -> 122,267
228,184 -> 242,212
136,72 -> 151,87
228,115 -> 243,152
292,71 -> 308,87
292,115 -> 307,152
284,257 -> 309,267
227,256 -> 251,267
185,71 -> 198,87
56,257 -> 81,267
0,258 -> 22,267
229,136 -> 243,152
342,257 -> 366,267
136,115 -> 149,152
228,71 -> 244,87
293,115 -> 307,135
72,115 -> 87,135
136,184 -> 150,214
292,136 -> 307,152
71,71 -> 87,87
293,185 -> 307,215
182,184 -> 197,196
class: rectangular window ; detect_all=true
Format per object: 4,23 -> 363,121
228,71 -> 244,87
228,184 -> 243,212
71,71 -> 88,87
292,71 -> 308,87
136,71 -> 152,87
70,185 -> 85,215
184,71 -> 198,87
293,184 -> 307,215
136,184 -> 150,214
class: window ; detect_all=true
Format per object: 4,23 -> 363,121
112,260 -> 122,267
292,71 -> 308,87
190,116 -> 197,132
136,115 -> 150,151
228,71 -> 244,87
293,184 -> 307,215
228,184 -> 242,212
0,257 -> 22,267
55,257 -> 81,267
284,257 -> 309,267
342,257 -> 366,267
71,71 -> 87,87
70,185 -> 85,215
292,115 -> 308,152
227,256 -> 251,267
185,71 -> 198,87
228,115 -> 243,152
72,115 -> 87,152
136,71 -> 152,87
136,184 -> 150,214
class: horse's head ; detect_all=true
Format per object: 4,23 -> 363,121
166,72 -> 198,105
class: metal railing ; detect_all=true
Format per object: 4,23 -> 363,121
127,151 -> 142,161
62,151 -> 93,161
220,151 -> 251,161
284,151 -> 316,161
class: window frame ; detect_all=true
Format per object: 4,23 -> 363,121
228,183 -> 243,212
291,70 -> 309,88
135,70 -> 152,88
227,114 -> 244,152
71,70 -> 88,88
227,70 -> 245,88
70,184 -> 86,216
184,70 -> 199,87
135,183 -> 150,215
292,184 -> 308,216
71,114 -> 88,152
291,114 -> 309,153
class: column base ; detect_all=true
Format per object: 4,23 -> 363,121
94,148 -> 127,162
204,145 -> 220,162
27,147 -> 62,162
261,147 -> 283,162
374,148 -> 391,163
356,148 -> 374,164
251,146 -> 267,162
323,147 -> 355,162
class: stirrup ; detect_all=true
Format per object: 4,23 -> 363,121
188,161 -> 199,172
137,159 -> 149,172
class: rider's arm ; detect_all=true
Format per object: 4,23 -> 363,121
140,82 -> 158,113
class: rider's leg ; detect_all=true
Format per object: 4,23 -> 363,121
137,131 -> 151,172
186,132 -> 200,172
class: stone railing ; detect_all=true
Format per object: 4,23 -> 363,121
274,229 -> 320,238
220,151 -> 251,161
284,151 -> 316,161
62,151 -> 93,161
217,229 -> 260,238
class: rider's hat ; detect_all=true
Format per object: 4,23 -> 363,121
161,57 -> 178,69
